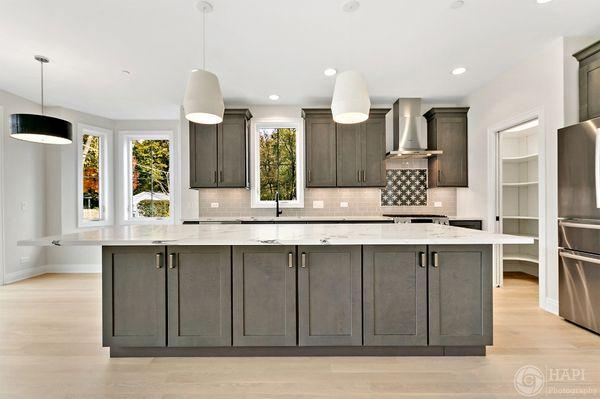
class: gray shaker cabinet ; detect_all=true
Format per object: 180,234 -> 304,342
574,41 -> 600,122
189,109 -> 252,188
335,110 -> 387,188
167,246 -> 231,347
425,108 -> 469,188
363,245 -> 428,346
102,246 -> 166,347
303,109 -> 337,187
232,246 -> 297,346
297,245 -> 362,346
428,245 -> 493,346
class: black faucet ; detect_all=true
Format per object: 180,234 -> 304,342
275,191 -> 283,217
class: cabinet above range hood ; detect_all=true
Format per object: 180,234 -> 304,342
385,98 -> 442,159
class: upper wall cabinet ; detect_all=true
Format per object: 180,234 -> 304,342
189,109 -> 252,188
336,110 -> 387,188
303,108 -> 388,188
425,107 -> 469,188
575,40 -> 600,122
303,109 -> 337,187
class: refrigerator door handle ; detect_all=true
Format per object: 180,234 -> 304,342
559,220 -> 600,230
559,250 -> 600,265
596,130 -> 600,208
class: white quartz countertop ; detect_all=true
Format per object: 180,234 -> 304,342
19,223 -> 533,247
183,216 -> 395,223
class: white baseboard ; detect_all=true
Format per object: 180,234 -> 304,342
45,264 -> 101,273
542,297 -> 559,315
4,265 -> 48,284
3,263 -> 101,284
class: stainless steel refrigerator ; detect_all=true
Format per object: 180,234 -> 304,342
558,117 -> 600,334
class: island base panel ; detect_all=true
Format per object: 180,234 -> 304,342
110,346 -> 486,357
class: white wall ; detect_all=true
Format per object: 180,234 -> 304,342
0,89 -> 48,282
457,37 -> 598,314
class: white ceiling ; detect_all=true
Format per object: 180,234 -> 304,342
1,0 -> 599,119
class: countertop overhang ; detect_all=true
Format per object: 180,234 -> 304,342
19,223 -> 533,247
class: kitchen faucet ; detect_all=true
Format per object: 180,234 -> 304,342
275,191 -> 283,217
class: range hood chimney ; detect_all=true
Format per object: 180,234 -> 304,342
385,98 -> 442,159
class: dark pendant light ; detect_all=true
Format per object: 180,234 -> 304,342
10,55 -> 73,145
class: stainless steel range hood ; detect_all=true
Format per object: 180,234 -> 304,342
385,98 -> 442,159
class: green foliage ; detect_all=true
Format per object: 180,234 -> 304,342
137,199 -> 170,218
82,134 -> 101,210
259,128 -> 297,201
131,139 -> 170,196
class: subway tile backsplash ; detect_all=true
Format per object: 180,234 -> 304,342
197,158 -> 457,217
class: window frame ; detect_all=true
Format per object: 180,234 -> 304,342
118,130 -> 175,225
251,118 -> 304,209
76,124 -> 113,228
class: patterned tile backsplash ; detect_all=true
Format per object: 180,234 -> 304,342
381,169 -> 427,206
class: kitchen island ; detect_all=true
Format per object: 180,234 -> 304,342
20,223 -> 532,357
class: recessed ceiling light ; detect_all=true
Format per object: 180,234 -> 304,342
452,67 -> 467,75
269,94 -> 280,101
536,0 -> 552,4
121,70 -> 131,75
450,0 -> 465,9
342,0 -> 360,12
324,68 -> 337,77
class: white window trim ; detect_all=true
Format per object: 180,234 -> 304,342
117,130 -> 175,225
77,123 -> 113,228
251,118 -> 304,209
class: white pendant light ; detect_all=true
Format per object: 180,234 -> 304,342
183,1 -> 224,124
331,70 -> 371,124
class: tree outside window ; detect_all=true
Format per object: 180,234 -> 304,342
129,139 -> 171,219
258,127 -> 297,201
82,134 -> 102,221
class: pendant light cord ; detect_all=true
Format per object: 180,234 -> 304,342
40,59 -> 45,115
202,8 -> 206,70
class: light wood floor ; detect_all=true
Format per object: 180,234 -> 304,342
0,273 -> 598,398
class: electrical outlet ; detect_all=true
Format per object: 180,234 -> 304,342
312,200 -> 324,209
210,202 -> 220,208
340,201 -> 349,208
434,201 -> 442,208
20,201 -> 28,212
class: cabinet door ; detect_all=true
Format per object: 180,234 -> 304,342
428,245 -> 492,346
363,246 -> 427,346
189,122 -> 218,188
436,117 -> 468,187
218,116 -> 247,187
298,246 -> 362,346
305,115 -> 337,187
362,117 -> 386,187
336,123 -> 362,187
233,246 -> 296,346
102,246 -> 166,347
167,246 -> 231,347
580,57 -> 600,121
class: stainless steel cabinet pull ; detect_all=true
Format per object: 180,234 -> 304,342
419,252 -> 426,268
357,170 -> 360,182
288,252 -> 293,268
308,169 -> 312,182
438,170 -> 441,183
213,170 -> 217,183
432,252 -> 439,268
220,170 -> 224,182
155,253 -> 162,269
362,170 -> 366,182
168,253 -> 176,269
301,252 -> 306,268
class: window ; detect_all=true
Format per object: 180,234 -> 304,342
252,120 -> 304,208
121,132 -> 174,223
77,124 -> 112,227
